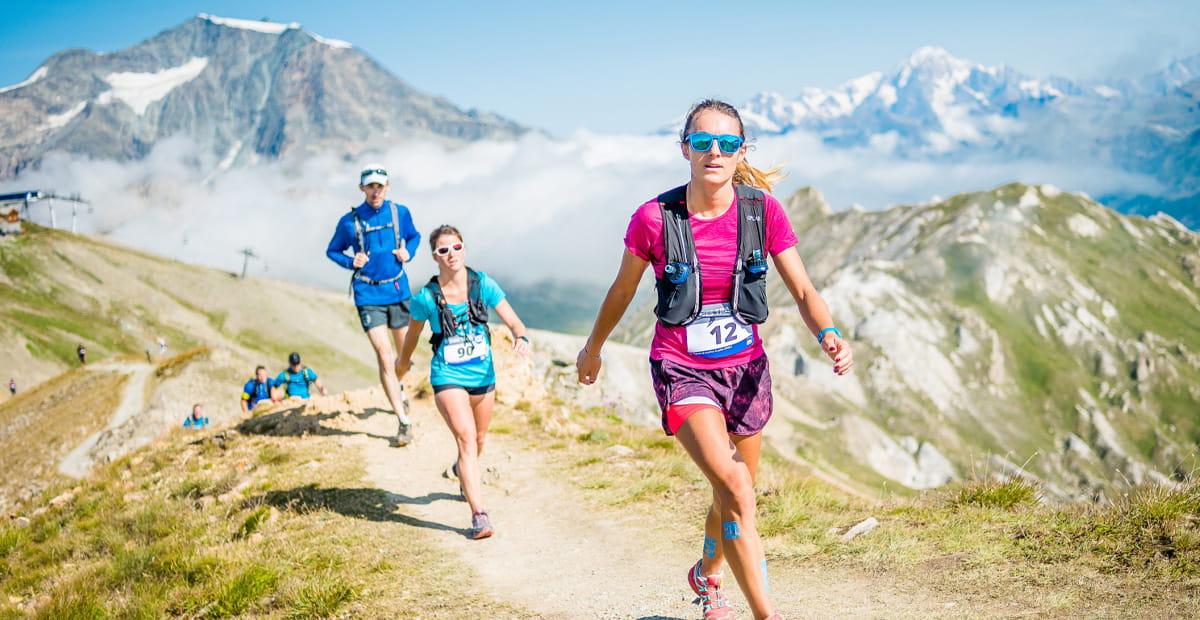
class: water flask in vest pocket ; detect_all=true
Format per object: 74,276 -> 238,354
664,262 -> 690,284
747,249 -> 767,275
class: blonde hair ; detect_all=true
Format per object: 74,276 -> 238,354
681,99 -> 786,192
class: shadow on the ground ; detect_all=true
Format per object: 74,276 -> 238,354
636,616 -> 688,620
245,485 -> 466,535
237,404 -> 395,442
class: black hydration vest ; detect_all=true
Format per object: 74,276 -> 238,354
425,268 -> 490,350
350,201 -> 404,286
654,184 -> 770,327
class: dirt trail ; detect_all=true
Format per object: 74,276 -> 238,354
58,361 -> 155,478
338,391 -> 961,619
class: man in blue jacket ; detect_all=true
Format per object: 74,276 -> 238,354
326,164 -> 419,446
241,366 -> 280,413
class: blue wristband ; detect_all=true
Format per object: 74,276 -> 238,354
817,327 -> 841,343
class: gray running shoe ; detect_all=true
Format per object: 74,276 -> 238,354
393,419 -> 413,447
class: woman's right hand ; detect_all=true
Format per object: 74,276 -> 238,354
352,252 -> 369,268
576,348 -> 602,385
395,358 -> 412,380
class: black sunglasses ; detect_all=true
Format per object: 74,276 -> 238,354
360,168 -> 387,177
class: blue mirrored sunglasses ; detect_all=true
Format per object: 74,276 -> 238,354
685,132 -> 744,154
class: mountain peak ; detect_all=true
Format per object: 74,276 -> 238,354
197,13 -> 299,35
907,46 -> 956,64
898,45 -> 982,78
196,13 -> 352,49
0,14 -> 523,178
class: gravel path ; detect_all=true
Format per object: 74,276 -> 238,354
346,392 -> 960,619
58,361 -> 154,478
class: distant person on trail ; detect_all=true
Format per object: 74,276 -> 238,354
575,99 -> 854,620
7,378 -> 14,396
77,343 -> 86,366
241,365 -> 281,413
397,224 -> 531,540
183,403 -> 209,428
276,352 -> 328,399
157,337 -> 168,357
326,163 -> 420,447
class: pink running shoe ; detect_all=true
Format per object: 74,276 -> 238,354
687,559 -> 707,597
688,560 -> 734,620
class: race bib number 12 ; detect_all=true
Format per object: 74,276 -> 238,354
685,304 -> 754,358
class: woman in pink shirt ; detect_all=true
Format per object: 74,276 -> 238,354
577,100 -> 853,620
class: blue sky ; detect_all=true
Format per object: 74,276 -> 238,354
1,0 -> 1199,135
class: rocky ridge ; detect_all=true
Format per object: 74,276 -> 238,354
616,183 -> 1200,500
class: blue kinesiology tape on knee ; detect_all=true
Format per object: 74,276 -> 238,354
722,521 -> 740,540
761,558 -> 770,594
703,536 -> 717,559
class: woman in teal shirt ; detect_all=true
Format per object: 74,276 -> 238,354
397,224 -> 531,539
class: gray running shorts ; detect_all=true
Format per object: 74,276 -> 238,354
357,300 -> 412,332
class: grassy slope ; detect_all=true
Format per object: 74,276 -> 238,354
0,224 -> 387,519
3,390 -> 1195,617
0,429 -> 528,619
0,369 -> 127,507
0,224 -> 376,392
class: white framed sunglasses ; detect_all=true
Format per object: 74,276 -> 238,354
434,242 -> 464,256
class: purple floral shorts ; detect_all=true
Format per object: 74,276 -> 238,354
650,354 -> 773,436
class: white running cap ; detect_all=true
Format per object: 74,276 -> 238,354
359,163 -> 388,186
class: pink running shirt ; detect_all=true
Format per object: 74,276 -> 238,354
624,187 -> 799,369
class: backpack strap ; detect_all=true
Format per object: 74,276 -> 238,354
735,185 -> 766,263
390,201 -> 401,254
654,184 -> 702,326
657,185 -> 693,268
349,202 -> 406,286
732,184 -> 770,324
426,276 -> 457,351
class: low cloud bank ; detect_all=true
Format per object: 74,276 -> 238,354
2,129 -> 1161,296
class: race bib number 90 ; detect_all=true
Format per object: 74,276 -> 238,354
443,332 -> 489,366
685,304 -> 754,358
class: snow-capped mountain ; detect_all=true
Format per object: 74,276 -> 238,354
0,14 -> 527,179
743,46 -> 1091,153
739,47 -> 1200,226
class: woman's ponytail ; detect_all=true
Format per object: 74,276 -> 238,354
733,160 -> 786,193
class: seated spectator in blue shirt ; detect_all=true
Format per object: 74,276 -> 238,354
183,403 -> 209,428
241,366 -> 280,412
276,352 -> 328,399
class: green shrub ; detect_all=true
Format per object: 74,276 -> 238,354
210,566 -> 278,617
286,578 -> 358,618
236,507 -> 271,539
947,477 -> 1039,510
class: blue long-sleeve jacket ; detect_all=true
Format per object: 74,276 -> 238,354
326,200 -> 422,306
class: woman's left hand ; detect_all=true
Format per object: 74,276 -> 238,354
512,336 -> 531,357
821,333 -> 854,375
